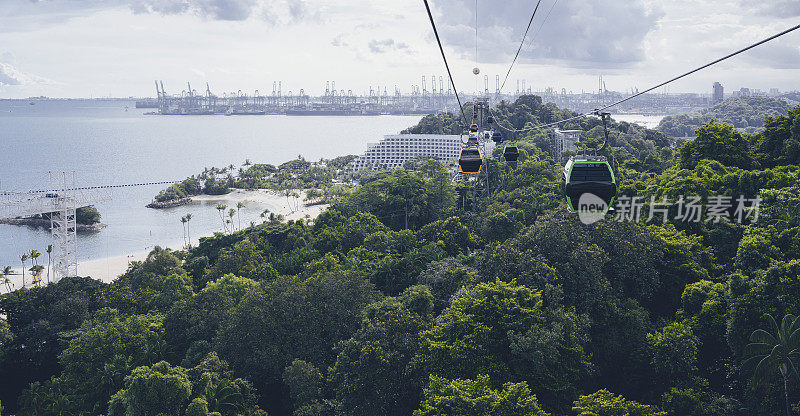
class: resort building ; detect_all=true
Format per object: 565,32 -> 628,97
351,134 -> 463,172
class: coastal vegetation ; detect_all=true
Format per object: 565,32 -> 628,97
658,96 -> 790,138
1,96 -> 799,415
151,156 -> 358,207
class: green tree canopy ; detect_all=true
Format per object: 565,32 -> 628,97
572,389 -> 666,416
678,122 -> 751,170
108,360 -> 192,416
414,374 -> 549,416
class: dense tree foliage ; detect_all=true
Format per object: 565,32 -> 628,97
414,375 -> 549,416
153,156 -> 358,203
659,96 -> 790,137
3,96 -> 800,415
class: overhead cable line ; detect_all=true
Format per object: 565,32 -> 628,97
491,110 -> 586,133
422,0 -> 469,127
475,0 -> 479,67
523,0 -> 560,56
500,0 -> 544,92
596,22 -> 800,113
475,0 -> 479,94
1,181 -> 182,195
492,22 -> 800,134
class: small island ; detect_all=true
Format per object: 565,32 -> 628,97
0,205 -> 105,231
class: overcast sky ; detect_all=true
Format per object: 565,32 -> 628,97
1,0 -> 798,98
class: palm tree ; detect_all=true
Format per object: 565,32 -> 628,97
51,394 -> 71,416
236,202 -> 245,231
185,213 -> 193,246
2,266 -> 13,292
30,249 -> 41,267
46,244 -> 53,284
180,215 -> 188,247
205,379 -> 243,414
745,314 -> 800,416
284,188 -> 293,212
20,253 -> 28,287
30,250 -> 42,286
216,203 -> 228,232
228,208 -> 236,233
260,208 -> 270,224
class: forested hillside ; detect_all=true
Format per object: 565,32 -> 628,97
1,96 -> 799,416
658,96 -> 790,137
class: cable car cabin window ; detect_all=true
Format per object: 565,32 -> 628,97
569,164 -> 612,182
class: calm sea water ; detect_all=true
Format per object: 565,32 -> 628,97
613,114 -> 666,129
0,99 -> 421,267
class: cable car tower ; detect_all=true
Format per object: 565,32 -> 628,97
0,172 -> 110,282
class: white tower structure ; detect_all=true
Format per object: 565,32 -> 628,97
0,172 -> 110,282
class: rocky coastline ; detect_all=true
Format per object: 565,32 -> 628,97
146,197 -> 192,209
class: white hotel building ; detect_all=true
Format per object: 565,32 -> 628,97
351,134 -> 464,172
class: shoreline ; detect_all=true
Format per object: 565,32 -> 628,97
1,189 -> 328,294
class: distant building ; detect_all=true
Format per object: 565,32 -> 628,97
739,87 -> 751,97
351,134 -> 462,172
712,82 -> 724,104
554,129 -> 581,157
770,88 -> 780,96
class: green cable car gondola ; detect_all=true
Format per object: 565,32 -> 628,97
459,147 -> 483,174
503,145 -> 519,164
562,156 -> 616,212
491,131 -> 502,143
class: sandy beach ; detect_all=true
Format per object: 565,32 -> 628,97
1,189 -> 328,294
191,189 -> 328,222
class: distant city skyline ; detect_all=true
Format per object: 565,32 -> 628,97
1,0 -> 799,98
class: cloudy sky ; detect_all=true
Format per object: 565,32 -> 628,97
1,0 -> 798,98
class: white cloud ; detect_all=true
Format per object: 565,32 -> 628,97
0,0 -> 798,98
368,38 -> 410,54
432,0 -> 663,68
0,62 -> 55,86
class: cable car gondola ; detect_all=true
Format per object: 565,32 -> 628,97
562,156 -> 616,212
459,147 -> 483,174
503,145 -> 519,164
491,131 -> 502,143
